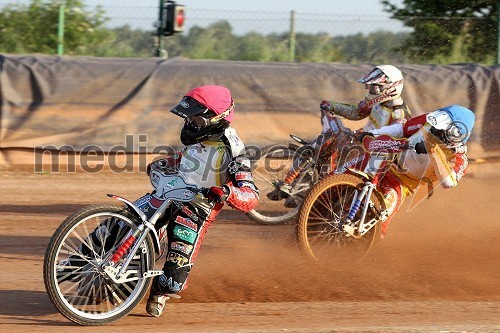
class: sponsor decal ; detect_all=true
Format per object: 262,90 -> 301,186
167,178 -> 178,188
368,139 -> 401,151
151,172 -> 160,187
235,171 -> 253,181
180,101 -> 190,108
173,225 -> 197,243
171,108 -> 187,118
171,241 -> 194,255
133,193 -> 152,210
335,156 -> 365,174
172,201 -> 199,221
407,123 -> 423,132
232,187 -> 256,201
159,275 -> 183,292
167,252 -> 189,266
174,215 -> 198,231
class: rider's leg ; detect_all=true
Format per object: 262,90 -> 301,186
378,172 -> 405,239
146,204 -> 219,317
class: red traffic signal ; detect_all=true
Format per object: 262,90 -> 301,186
163,1 -> 185,36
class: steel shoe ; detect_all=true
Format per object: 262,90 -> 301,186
146,294 -> 170,317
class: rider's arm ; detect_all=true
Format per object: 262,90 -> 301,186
224,156 -> 259,212
368,109 -> 425,137
322,100 -> 371,121
442,149 -> 468,188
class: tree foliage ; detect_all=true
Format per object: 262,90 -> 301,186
163,22 -> 410,64
382,0 -> 497,64
0,0 -> 109,55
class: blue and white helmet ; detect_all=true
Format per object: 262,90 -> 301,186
426,105 -> 475,147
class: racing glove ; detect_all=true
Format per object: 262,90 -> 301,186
320,100 -> 333,112
204,186 -> 229,203
354,131 -> 373,143
415,142 -> 427,154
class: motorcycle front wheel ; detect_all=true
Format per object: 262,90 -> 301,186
43,204 -> 155,326
296,174 -> 382,263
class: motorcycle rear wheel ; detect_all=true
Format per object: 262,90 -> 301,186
43,204 -> 155,326
246,144 -> 305,225
297,174 -> 382,263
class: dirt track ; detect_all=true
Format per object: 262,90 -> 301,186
0,164 -> 499,332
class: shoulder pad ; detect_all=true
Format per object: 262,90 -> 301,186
224,127 -> 246,157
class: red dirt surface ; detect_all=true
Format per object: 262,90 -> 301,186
0,163 -> 499,332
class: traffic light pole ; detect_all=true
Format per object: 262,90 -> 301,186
155,0 -> 167,58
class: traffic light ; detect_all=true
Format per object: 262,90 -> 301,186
163,1 -> 185,36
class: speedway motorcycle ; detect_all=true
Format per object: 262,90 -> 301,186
247,113 -> 353,224
44,169 -> 207,325
296,129 -> 453,262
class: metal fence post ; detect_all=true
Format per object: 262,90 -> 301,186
497,0 -> 499,64
289,10 -> 296,62
57,2 -> 65,55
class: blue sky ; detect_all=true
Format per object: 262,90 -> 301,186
1,0 -> 408,35
82,0 -> 402,16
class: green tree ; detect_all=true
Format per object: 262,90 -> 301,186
295,33 -> 342,63
88,26 -> 154,57
0,0 -> 109,55
382,0 -> 497,64
185,21 -> 238,60
236,32 -> 272,61
333,31 -> 409,64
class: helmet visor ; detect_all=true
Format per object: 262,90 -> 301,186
171,96 -> 210,119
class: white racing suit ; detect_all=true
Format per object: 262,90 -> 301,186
146,127 -> 259,295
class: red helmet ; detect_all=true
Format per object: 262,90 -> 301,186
170,85 -> 234,145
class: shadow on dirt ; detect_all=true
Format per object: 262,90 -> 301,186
0,204 -> 87,215
0,290 -> 70,324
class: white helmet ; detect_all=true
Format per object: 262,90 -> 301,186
358,65 -> 404,107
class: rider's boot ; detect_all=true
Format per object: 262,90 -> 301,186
380,188 -> 399,239
146,293 -> 170,317
267,182 -> 290,201
284,196 -> 299,208
146,292 -> 180,317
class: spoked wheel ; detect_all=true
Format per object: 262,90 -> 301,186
297,174 -> 382,263
44,204 -> 155,326
246,145 -> 303,224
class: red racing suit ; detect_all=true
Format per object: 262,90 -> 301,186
146,127 -> 259,295
369,113 -> 469,236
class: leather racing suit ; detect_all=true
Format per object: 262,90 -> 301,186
368,113 -> 469,236
146,127 -> 259,295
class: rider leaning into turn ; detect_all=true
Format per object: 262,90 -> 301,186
269,65 -> 411,205
145,85 -> 259,317
357,104 -> 475,238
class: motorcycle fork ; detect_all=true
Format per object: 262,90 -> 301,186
106,198 -> 174,280
342,163 -> 385,237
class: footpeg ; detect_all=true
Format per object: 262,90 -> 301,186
343,225 -> 361,238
